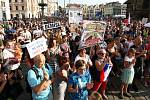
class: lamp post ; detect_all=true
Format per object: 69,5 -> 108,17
38,0 -> 47,19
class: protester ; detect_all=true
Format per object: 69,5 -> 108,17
92,49 -> 113,100
74,48 -> 93,69
120,48 -> 136,99
144,36 -> 150,87
53,57 -> 70,100
27,54 -> 53,100
68,60 -> 93,100
32,25 -> 43,39
46,37 -> 62,73
130,36 -> 146,92
60,35 -> 71,58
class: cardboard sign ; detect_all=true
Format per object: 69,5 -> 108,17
26,37 -> 47,58
79,31 -> 104,49
83,20 -> 106,32
79,21 -> 106,49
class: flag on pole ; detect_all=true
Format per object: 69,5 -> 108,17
128,13 -> 131,24
100,64 -> 112,82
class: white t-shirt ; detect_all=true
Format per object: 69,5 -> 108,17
124,56 -> 135,68
74,54 -> 92,66
33,29 -> 43,38
125,41 -> 134,49
0,34 -> 4,40
3,49 -> 20,70
3,49 -> 14,59
21,31 -> 32,43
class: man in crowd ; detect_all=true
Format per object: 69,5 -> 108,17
27,54 -> 53,100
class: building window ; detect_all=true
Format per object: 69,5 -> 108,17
70,12 -> 73,17
22,13 -> 25,18
16,6 -> 18,10
10,6 -> 12,10
9,0 -> 11,3
21,0 -> 24,2
15,0 -> 17,2
1,2 -> 5,7
2,11 -> 6,20
11,14 -> 13,19
22,6 -> 24,10
16,14 -> 19,17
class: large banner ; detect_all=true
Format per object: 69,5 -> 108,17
26,37 -> 48,58
79,21 -> 107,48
83,20 -> 106,32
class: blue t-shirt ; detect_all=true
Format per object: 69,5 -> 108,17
27,64 -> 53,100
68,71 -> 91,100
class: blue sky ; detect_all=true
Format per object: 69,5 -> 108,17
58,0 -> 127,7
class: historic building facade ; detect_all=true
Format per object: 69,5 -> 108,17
9,0 -> 58,19
9,0 -> 33,19
125,0 -> 150,20
104,2 -> 121,17
0,0 -> 10,20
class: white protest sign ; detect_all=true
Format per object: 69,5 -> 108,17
26,37 -> 47,58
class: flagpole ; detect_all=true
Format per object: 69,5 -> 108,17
128,13 -> 131,24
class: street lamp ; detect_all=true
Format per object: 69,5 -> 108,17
38,0 -> 47,18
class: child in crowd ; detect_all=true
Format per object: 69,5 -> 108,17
120,48 -> 136,99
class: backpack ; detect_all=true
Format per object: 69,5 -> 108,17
25,63 -> 50,94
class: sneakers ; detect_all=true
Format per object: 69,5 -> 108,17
124,93 -> 131,97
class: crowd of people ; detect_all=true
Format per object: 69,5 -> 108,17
0,18 -> 150,100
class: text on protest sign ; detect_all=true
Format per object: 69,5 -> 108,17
83,21 -> 106,33
43,22 -> 61,30
26,38 -> 47,58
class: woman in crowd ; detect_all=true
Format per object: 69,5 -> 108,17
68,60 -> 93,100
74,48 -> 93,69
53,56 -> 70,100
92,49 -> 113,100
46,37 -> 62,73
106,38 -> 122,76
120,48 -> 136,99
3,38 -> 22,73
60,35 -> 71,58
144,36 -> 150,87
